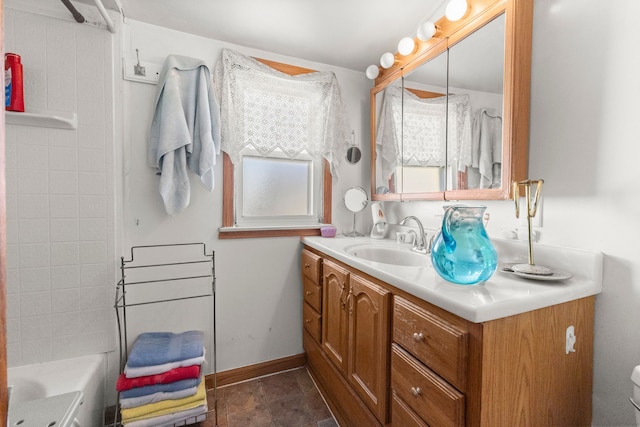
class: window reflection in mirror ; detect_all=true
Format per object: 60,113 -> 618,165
374,50 -> 448,198
447,13 -> 505,191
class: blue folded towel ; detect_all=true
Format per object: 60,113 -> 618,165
120,376 -> 202,399
127,331 -> 204,368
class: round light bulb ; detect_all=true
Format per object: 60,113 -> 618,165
417,21 -> 436,41
380,52 -> 395,69
446,0 -> 468,21
365,64 -> 380,80
397,37 -> 416,56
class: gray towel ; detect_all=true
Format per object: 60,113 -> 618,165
149,54 -> 221,215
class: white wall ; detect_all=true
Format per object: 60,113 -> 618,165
3,5 -> 116,367
118,18 -> 371,394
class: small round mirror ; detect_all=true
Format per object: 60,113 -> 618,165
345,146 -> 362,164
344,187 -> 368,212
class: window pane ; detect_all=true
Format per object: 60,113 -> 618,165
242,156 -> 311,217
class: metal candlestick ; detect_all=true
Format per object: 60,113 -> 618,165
512,179 -> 552,276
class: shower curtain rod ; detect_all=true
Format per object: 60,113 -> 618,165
59,0 -> 119,33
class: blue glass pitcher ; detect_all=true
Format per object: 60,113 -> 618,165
431,205 -> 497,285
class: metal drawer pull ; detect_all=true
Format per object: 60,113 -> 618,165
631,397 -> 640,412
305,291 -> 312,296
305,319 -> 312,323
413,332 -> 424,341
304,263 -> 311,269
410,387 -> 422,397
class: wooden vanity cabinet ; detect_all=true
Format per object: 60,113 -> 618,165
302,249 -> 322,343
322,258 -> 391,423
302,246 -> 595,427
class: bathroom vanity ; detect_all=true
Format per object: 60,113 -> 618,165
301,236 -> 602,427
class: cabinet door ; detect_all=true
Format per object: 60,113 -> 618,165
348,273 -> 391,423
322,259 -> 349,373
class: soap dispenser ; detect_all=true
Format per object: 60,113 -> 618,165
370,202 -> 388,239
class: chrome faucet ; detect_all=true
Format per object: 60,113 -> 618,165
400,216 -> 432,254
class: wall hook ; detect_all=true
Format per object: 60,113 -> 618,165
134,49 -> 146,77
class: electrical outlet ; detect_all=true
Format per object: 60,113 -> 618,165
518,196 -> 543,227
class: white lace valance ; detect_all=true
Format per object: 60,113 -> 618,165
376,86 -> 472,180
213,48 -> 351,176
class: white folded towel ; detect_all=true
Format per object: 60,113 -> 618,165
149,54 -> 221,215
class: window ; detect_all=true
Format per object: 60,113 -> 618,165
216,52 -> 345,239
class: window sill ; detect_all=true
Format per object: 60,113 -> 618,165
218,225 -> 327,239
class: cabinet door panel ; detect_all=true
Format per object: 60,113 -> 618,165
393,296 -> 468,391
322,259 -> 349,372
348,273 -> 391,422
392,344 -> 465,427
392,391 -> 430,427
302,249 -> 322,285
303,302 -> 322,343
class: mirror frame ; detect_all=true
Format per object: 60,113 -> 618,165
369,0 -> 533,201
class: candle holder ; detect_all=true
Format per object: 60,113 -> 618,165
511,179 -> 552,276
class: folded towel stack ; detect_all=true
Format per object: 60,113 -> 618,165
117,331 -> 208,426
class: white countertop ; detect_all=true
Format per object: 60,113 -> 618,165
302,236 -> 603,323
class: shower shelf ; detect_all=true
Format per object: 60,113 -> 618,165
5,110 -> 77,129
113,242 -> 217,427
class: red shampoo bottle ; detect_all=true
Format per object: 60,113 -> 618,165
5,53 -> 24,112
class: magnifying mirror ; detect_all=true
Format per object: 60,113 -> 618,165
344,187 -> 368,237
346,146 -> 362,164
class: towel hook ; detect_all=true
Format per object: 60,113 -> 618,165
134,49 -> 146,77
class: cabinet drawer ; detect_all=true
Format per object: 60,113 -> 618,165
302,249 -> 322,285
391,391 -> 429,427
393,296 -> 468,391
391,344 -> 465,427
303,277 -> 322,312
303,302 -> 322,343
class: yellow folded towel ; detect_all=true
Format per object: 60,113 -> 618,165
121,381 -> 207,423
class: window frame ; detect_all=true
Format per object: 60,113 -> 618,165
218,58 -> 332,239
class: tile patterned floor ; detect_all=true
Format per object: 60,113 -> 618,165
197,367 -> 338,427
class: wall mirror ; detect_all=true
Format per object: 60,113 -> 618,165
370,0 -> 533,201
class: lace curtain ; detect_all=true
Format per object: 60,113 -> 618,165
376,86 -> 472,180
213,48 -> 351,176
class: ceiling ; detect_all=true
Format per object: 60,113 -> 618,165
75,0 -> 448,72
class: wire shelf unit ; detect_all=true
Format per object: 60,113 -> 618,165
113,242 -> 217,427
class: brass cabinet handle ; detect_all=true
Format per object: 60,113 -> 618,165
305,291 -> 312,296
410,386 -> 422,397
304,263 -> 311,269
413,332 -> 424,342
305,319 -> 312,323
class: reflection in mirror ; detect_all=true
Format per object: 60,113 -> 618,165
447,13 -> 505,191
374,49 -> 448,197
345,146 -> 362,164
374,79 -> 402,196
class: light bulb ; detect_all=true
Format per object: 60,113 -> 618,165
365,64 -> 380,80
397,37 -> 416,56
446,0 -> 468,21
380,52 -> 395,69
417,21 -> 436,41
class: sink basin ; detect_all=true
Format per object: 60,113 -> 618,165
345,243 -> 430,267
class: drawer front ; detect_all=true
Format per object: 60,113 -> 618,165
303,302 -> 322,343
391,391 -> 430,427
393,296 -> 468,390
391,344 -> 465,427
303,277 -> 322,312
302,249 -> 322,285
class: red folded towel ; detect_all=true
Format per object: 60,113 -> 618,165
116,365 -> 201,391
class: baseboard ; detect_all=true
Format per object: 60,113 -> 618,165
205,352 -> 307,388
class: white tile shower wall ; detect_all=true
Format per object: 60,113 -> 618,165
4,7 -> 116,367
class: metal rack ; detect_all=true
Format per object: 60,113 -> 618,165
114,242 -> 217,427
